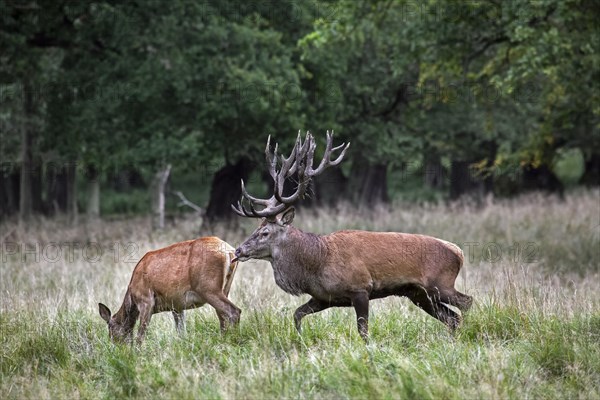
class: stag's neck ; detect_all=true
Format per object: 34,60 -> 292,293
270,227 -> 326,296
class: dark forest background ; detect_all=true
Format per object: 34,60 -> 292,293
1,0 -> 598,229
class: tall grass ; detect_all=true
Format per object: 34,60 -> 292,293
1,190 -> 599,399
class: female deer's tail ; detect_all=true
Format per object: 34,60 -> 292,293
222,248 -> 239,297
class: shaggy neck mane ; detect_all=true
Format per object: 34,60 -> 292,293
268,226 -> 327,295
281,226 -> 327,270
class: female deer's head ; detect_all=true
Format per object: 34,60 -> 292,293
98,301 -> 137,343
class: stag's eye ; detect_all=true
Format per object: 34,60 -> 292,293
261,231 -> 269,237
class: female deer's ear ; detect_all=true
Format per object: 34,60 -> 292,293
98,303 -> 112,323
280,207 -> 295,226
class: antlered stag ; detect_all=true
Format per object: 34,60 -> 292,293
98,237 -> 241,343
232,132 -> 472,341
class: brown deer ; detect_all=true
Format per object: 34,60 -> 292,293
232,131 -> 472,342
98,237 -> 241,343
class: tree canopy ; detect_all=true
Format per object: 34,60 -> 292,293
1,0 -> 598,221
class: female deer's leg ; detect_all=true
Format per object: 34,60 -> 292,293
205,293 -> 241,332
136,298 -> 155,343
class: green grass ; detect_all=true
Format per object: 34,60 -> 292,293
1,190 -> 599,399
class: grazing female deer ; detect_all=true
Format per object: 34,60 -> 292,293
98,237 -> 241,343
232,132 -> 472,341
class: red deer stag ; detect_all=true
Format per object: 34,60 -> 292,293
232,131 -> 472,341
98,237 -> 241,343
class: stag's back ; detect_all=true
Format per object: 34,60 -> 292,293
325,230 -> 464,288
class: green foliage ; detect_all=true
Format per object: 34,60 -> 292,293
1,0 -> 598,213
100,189 -> 150,216
553,148 -> 585,186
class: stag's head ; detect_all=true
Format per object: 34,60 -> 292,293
234,207 -> 295,261
232,131 -> 349,261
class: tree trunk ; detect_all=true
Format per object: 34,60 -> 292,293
313,168 -> 348,207
31,161 -> 43,213
0,167 -> 19,217
111,167 -> 146,191
348,156 -> 389,207
66,161 -> 78,225
521,164 -> 564,196
449,141 -> 496,200
87,166 -> 100,220
423,150 -> 445,190
581,153 -> 600,186
204,158 -> 252,223
45,164 -> 68,215
151,164 -> 171,230
449,160 -> 483,200
19,82 -> 34,226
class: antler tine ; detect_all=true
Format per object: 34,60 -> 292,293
232,131 -> 349,219
274,131 -> 303,200
231,196 -> 266,218
309,130 -> 350,176
297,131 -> 312,161
245,199 -> 286,218
231,202 -> 245,217
285,131 -> 307,177
276,132 -> 315,204
265,136 -> 279,181
245,198 -> 266,218
283,131 -> 311,184
231,201 -> 253,217
304,133 -> 317,173
241,179 -> 271,206
328,133 -> 350,166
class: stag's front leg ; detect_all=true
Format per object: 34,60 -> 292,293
351,291 -> 370,342
293,297 -> 332,334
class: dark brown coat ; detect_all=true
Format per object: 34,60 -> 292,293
235,208 -> 472,341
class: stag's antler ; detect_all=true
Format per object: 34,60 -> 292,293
231,131 -> 350,218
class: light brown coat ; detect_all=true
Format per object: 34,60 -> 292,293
99,236 -> 240,343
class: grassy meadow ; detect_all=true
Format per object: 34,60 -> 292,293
1,190 -> 599,399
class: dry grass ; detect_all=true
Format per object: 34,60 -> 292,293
1,189 -> 599,399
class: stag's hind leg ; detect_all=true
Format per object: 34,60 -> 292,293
350,291 -> 370,342
439,289 -> 473,313
405,285 -> 461,331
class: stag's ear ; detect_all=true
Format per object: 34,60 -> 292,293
280,207 -> 295,226
98,303 -> 112,323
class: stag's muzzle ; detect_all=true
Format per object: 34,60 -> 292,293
233,247 -> 250,262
